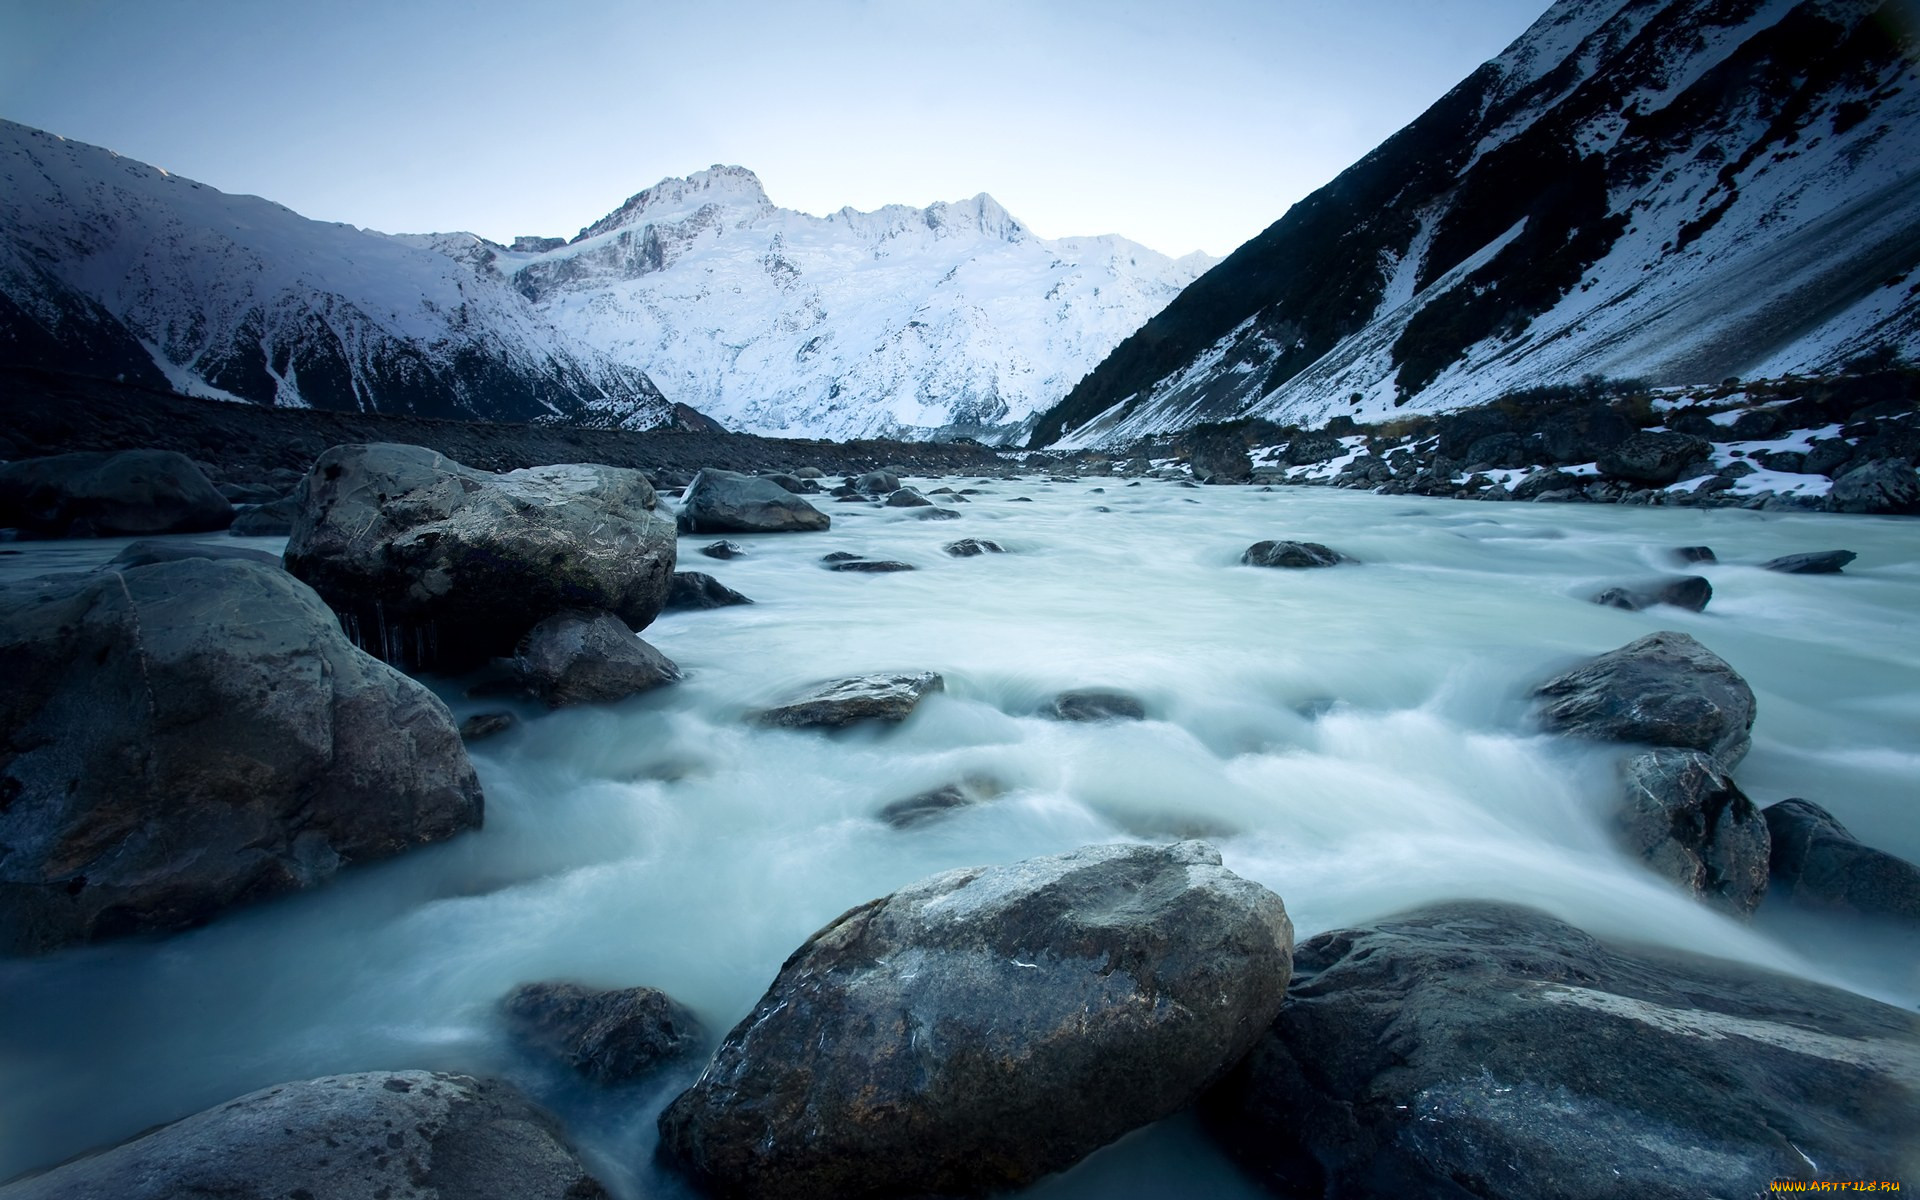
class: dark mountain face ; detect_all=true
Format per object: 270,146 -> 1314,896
1034,0 -> 1920,447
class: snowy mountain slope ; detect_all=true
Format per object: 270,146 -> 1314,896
0,120 -> 671,426
1034,0 -> 1920,448
433,167 -> 1213,442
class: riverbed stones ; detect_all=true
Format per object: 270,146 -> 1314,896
884,487 -> 932,507
283,443 -> 676,671
0,558 -> 482,955
656,841 -> 1295,1200
1761,549 -> 1857,574
1590,575 -> 1711,612
679,467 -> 831,534
1829,458 -> 1920,514
1534,631 -> 1756,767
944,538 -> 1004,556
1763,799 -> 1920,923
665,571 -> 753,610
1044,688 -> 1147,722
0,448 -> 232,538
0,1071 -> 606,1200
854,469 -> 900,495
503,981 -> 704,1085
1201,901 -> 1920,1198
510,610 -> 681,707
1619,749 -> 1770,913
756,671 -> 944,728
1242,540 -> 1353,568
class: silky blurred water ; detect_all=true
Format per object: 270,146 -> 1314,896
2,479 -> 1917,1196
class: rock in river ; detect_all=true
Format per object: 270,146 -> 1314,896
755,671 -> 944,728
1534,631 -> 1756,768
1202,901 -> 1920,1199
1590,575 -> 1711,612
945,538 -> 1004,557
1243,540 -> 1353,569
504,981 -> 705,1085
1043,688 -> 1147,722
1760,549 -> 1857,574
510,609 -> 681,707
657,841 -> 1294,1200
1618,749 -> 1769,913
0,449 -> 233,538
0,558 -> 482,955
0,1071 -> 606,1200
665,570 -> 754,610
681,468 -> 831,534
1763,798 -> 1920,924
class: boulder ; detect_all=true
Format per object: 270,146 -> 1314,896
460,711 -> 518,742
820,551 -> 862,562
910,507 -> 961,520
0,449 -> 232,538
1204,902 -> 1920,1198
884,487 -> 932,507
1190,437 -> 1253,484
227,493 -> 300,537
665,571 -> 754,610
1829,458 -> 1920,514
283,443 -> 676,671
876,776 -> 1004,829
1670,545 -> 1716,564
755,671 -> 944,728
1043,688 -> 1147,722
1541,404 -> 1634,464
107,539 -> 280,570
657,842 -> 1294,1200
1534,631 -> 1756,767
503,981 -> 704,1085
700,539 -> 747,559
1242,540 -> 1352,569
679,468 -> 830,534
0,559 -> 482,956
853,470 -> 900,495
1589,576 -> 1711,612
1511,467 -> 1579,501
1619,749 -> 1770,913
1597,431 -> 1712,485
1760,550 -> 1856,574
0,1071 -> 605,1200
762,472 -> 818,495
510,610 -> 680,707
944,538 -> 1004,556
1763,798 -> 1920,923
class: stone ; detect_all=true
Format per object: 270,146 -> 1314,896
1043,688 -> 1147,722
1597,431 -> 1712,485
107,539 -> 281,570
227,493 -> 300,537
827,559 -> 916,572
0,559 -> 482,955
0,449 -> 232,538
700,539 -> 746,559
0,1071 -> 605,1200
853,470 -> 900,495
1511,468 -> 1580,500
510,610 -> 680,707
1670,545 -> 1716,564
910,506 -> 962,520
1190,437 -> 1253,484
503,981 -> 704,1085
460,711 -> 518,742
755,671 -> 944,728
665,571 -> 754,610
1763,798 -> 1920,923
876,776 -> 1005,829
795,466 -> 825,479
1829,458 -> 1920,514
1760,550 -> 1857,574
820,551 -> 861,562
1534,631 -> 1756,767
883,487 -> 932,507
762,472 -> 817,495
283,443 -> 675,671
1204,902 -> 1920,1199
1242,540 -> 1352,569
1619,749 -> 1770,913
680,468 -> 831,534
1590,576 -> 1712,612
944,538 -> 1004,556
657,842 -> 1294,1200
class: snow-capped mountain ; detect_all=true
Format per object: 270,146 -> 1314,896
0,120 -> 671,427
427,166 -> 1213,441
1033,0 -> 1920,448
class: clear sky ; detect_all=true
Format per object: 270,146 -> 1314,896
0,0 -> 1551,259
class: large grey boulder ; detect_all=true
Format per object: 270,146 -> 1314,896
1597,431 -> 1711,485
657,841 -> 1294,1200
1829,458 -> 1920,514
0,1071 -> 605,1200
0,449 -> 232,538
755,671 -> 944,728
283,443 -> 676,671
509,609 -> 681,707
504,981 -> 705,1085
1764,798 -> 1920,923
1619,749 -> 1770,913
1534,631 -> 1756,768
1203,901 -> 1920,1199
0,559 -> 482,955
680,468 -> 830,534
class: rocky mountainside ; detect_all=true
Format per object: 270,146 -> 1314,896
1034,0 -> 1920,448
0,120 -> 672,427
420,166 -> 1213,442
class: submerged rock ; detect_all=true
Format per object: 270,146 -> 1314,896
884,487 -> 932,507
1763,798 -> 1920,923
944,538 -> 1005,556
1619,749 -> 1770,913
666,571 -> 754,610
1670,545 -> 1717,564
827,558 -> 916,572
910,506 -> 962,520
876,776 -> 1005,828
510,610 -> 681,707
0,559 -> 482,955
1534,631 -> 1756,767
756,671 -> 944,728
1761,549 -> 1857,574
460,711 -> 518,742
700,539 -> 747,559
1202,901 -> 1920,1198
503,981 -> 704,1085
0,1071 -> 606,1200
656,841 -> 1293,1200
1590,575 -> 1712,612
1242,540 -> 1353,569
680,467 -> 831,534
0,449 -> 232,538
1043,688 -> 1147,722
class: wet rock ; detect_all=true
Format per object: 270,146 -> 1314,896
1619,749 -> 1769,913
1760,550 -> 1856,574
226,493 -> 300,537
511,610 -> 680,707
700,539 -> 746,559
665,571 -> 753,610
1829,458 -> 1920,514
876,776 -> 1005,828
1670,545 -> 1716,564
1590,576 -> 1712,612
657,842 -> 1294,1200
1043,688 -> 1147,722
820,550 -> 861,562
1511,467 -> 1579,501
0,559 -> 482,955
944,538 -> 1004,556
0,1071 -> 606,1200
1204,901 -> 1920,1199
1763,798 -> 1920,923
461,711 -> 518,742
755,671 -> 944,728
107,539 -> 281,570
0,449 -> 232,538
681,468 -> 830,534
1242,540 -> 1353,569
854,470 -> 900,495
504,982 -> 704,1085
1598,431 -> 1712,485
762,472 -> 818,494
910,506 -> 961,520
1534,631 -> 1756,767
827,558 -> 916,572
884,487 -> 932,507
795,466 -> 825,479
283,443 -> 675,671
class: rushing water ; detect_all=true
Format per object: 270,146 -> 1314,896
3,478 -> 1917,1196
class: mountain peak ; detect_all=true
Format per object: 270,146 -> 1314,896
575,165 -> 770,241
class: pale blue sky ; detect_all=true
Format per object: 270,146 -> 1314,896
1,0 -> 1550,257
